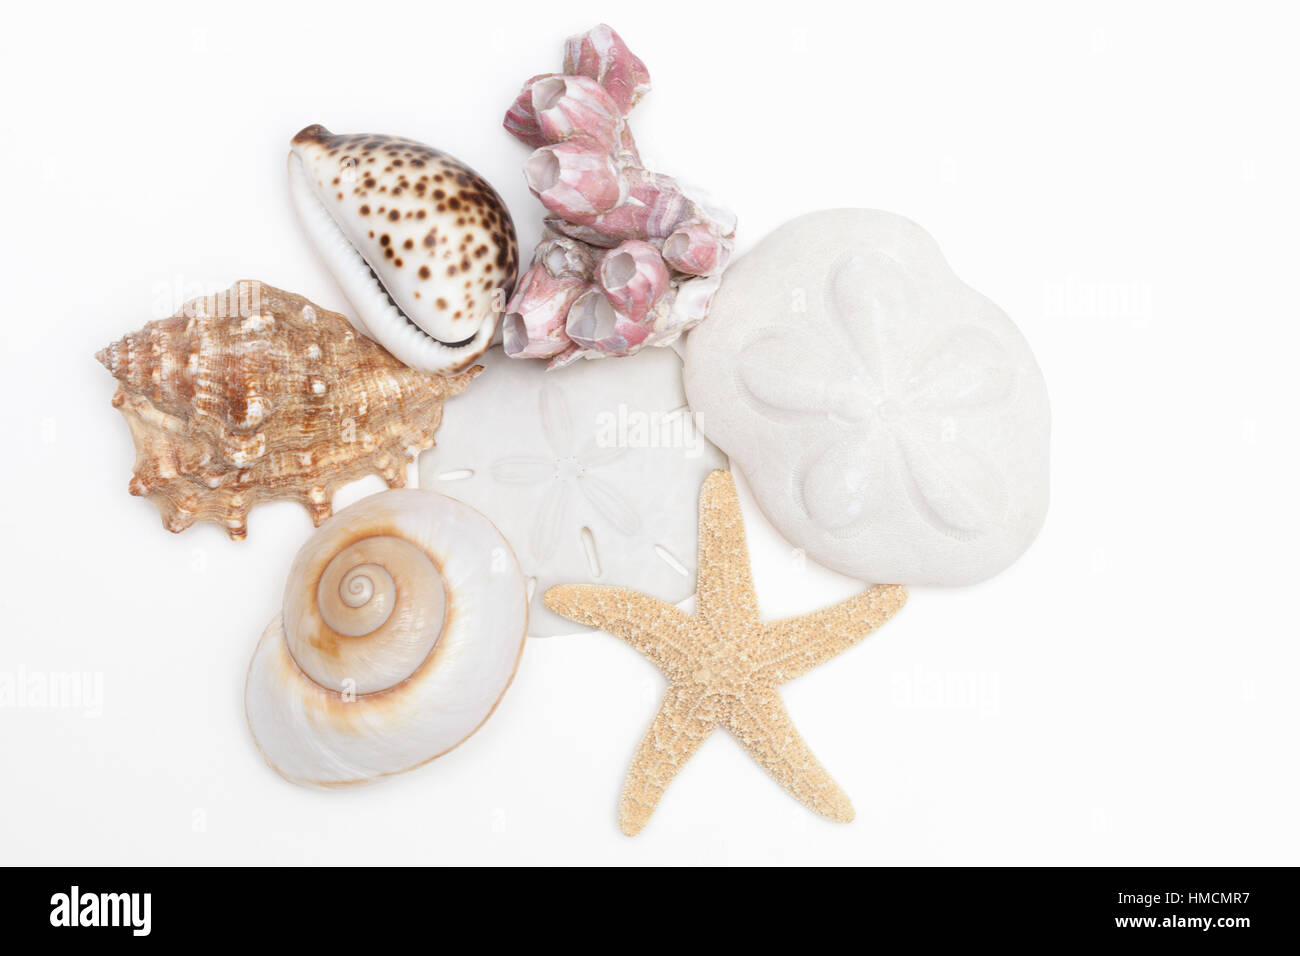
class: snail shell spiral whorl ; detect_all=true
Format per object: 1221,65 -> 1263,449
245,490 -> 528,787
288,534 -> 446,695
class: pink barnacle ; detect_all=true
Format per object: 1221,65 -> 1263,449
663,222 -> 731,276
537,235 -> 597,279
502,264 -> 587,359
503,24 -> 736,365
565,288 -> 653,356
562,23 -> 651,115
503,73 -> 557,148
523,138 -> 625,222
597,240 -> 671,321
533,75 -> 623,149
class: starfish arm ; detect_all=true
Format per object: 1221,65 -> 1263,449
694,470 -> 762,630
619,684 -> 716,836
755,584 -> 907,684
723,690 -> 855,823
544,585 -> 694,674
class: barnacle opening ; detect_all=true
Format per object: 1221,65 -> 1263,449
601,252 -> 637,288
662,231 -> 689,263
531,76 -> 567,112
566,289 -> 618,344
523,150 -> 560,196
502,312 -> 528,355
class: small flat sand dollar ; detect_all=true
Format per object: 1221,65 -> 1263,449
420,346 -> 725,635
683,209 -> 1050,586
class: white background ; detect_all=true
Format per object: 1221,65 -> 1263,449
2,0 -> 1297,865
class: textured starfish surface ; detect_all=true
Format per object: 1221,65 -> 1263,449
545,469 -> 908,835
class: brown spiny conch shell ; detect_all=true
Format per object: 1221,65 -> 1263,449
96,280 -> 479,540
245,489 -> 528,786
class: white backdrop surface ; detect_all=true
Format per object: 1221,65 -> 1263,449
1,0 -> 1297,865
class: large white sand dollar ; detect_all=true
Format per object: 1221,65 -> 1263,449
683,209 -> 1050,586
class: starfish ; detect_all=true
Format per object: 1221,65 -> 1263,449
545,469 -> 907,835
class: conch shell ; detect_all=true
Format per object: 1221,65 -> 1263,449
289,125 -> 520,375
245,489 -> 528,786
96,280 -> 477,540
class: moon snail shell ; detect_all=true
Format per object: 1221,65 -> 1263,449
245,490 -> 528,787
